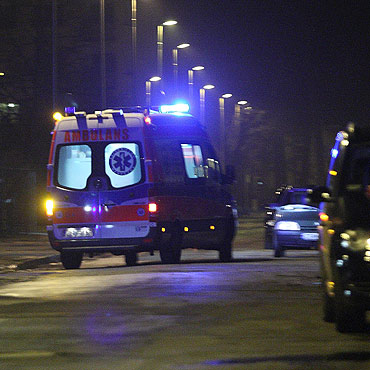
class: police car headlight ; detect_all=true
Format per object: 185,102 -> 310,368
275,221 -> 300,231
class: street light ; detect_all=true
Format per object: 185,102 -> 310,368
100,0 -> 106,108
172,43 -> 190,97
188,65 -> 204,103
131,0 -> 137,102
200,84 -> 215,125
234,100 -> 250,124
157,20 -> 177,78
219,94 -> 233,165
145,76 -> 161,106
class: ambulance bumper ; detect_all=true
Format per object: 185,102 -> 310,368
47,225 -> 158,253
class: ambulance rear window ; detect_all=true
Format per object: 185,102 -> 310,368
57,144 -> 92,190
105,143 -> 142,188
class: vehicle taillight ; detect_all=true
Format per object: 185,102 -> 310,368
46,199 -> 54,216
148,202 -> 157,213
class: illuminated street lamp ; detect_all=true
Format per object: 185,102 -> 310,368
146,76 -> 161,106
188,65 -> 204,103
219,93 -> 233,164
234,100 -> 251,123
172,43 -> 190,96
100,0 -> 106,108
200,84 -> 215,125
157,20 -> 177,78
131,0 -> 137,102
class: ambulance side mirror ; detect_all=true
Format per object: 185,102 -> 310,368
222,165 -> 235,185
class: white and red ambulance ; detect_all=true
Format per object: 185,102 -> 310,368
46,105 -> 237,269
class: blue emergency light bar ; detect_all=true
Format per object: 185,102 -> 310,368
159,103 -> 190,114
65,107 -> 76,116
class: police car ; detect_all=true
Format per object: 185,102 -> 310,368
46,104 -> 237,269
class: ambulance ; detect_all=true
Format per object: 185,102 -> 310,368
46,104 -> 237,269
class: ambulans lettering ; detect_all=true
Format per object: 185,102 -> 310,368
63,129 -> 129,143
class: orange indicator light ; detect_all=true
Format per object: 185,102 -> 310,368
329,170 -> 337,176
46,199 -> 54,216
320,212 -> 329,222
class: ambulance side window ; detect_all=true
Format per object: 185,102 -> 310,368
204,143 -> 221,183
181,144 -> 205,178
153,140 -> 185,183
105,143 -> 142,188
57,144 -> 92,190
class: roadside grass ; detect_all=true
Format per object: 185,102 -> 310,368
234,214 -> 265,250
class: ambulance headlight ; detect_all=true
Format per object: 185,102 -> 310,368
65,227 -> 94,238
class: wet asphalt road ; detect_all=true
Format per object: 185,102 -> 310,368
0,249 -> 369,370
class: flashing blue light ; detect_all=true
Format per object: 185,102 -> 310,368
331,148 -> 338,159
65,106 -> 76,115
159,103 -> 190,114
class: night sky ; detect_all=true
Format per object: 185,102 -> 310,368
136,0 -> 370,127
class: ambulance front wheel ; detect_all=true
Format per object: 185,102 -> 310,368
219,217 -> 234,262
125,251 -> 137,266
60,251 -> 83,269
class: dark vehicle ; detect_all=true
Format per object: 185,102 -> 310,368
265,186 -> 320,257
310,123 -> 370,332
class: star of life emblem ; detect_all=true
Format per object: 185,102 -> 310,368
109,148 -> 137,176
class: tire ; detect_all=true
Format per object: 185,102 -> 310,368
60,251 -> 83,269
159,223 -> 182,264
323,291 -> 335,323
334,277 -> 366,333
219,217 -> 234,262
125,251 -> 137,266
273,234 -> 285,257
219,240 -> 232,262
265,231 -> 273,249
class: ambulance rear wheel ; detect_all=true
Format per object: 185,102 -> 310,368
60,251 -> 83,269
125,251 -> 137,266
159,224 -> 182,264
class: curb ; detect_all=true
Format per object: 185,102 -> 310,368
17,255 -> 60,270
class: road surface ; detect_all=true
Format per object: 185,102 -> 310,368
0,248 -> 369,369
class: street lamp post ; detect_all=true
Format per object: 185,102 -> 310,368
100,0 -> 106,108
200,84 -> 215,125
157,20 -> 177,78
172,43 -> 190,97
145,76 -> 161,107
188,65 -> 204,105
234,100 -> 249,123
219,93 -> 233,165
131,0 -> 137,103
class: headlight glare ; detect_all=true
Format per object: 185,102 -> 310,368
275,221 -> 300,231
